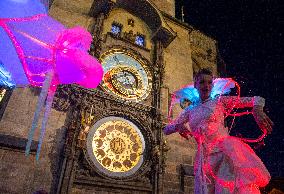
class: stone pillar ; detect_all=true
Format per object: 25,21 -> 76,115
151,40 -> 167,194
89,12 -> 106,58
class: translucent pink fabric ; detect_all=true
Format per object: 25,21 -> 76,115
0,14 -> 103,88
0,0 -> 103,88
0,0 -> 103,160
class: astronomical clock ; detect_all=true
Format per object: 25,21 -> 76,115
100,48 -> 152,102
52,1 -> 176,193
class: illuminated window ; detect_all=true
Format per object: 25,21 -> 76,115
135,35 -> 145,47
111,23 -> 122,36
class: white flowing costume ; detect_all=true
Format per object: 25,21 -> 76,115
165,96 -> 270,193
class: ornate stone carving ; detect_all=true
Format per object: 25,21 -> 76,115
52,85 -> 72,112
90,13 -> 105,58
89,1 -> 117,58
77,109 -> 95,149
152,41 -> 164,109
149,40 -> 167,194
123,30 -> 136,43
55,85 -> 158,191
127,18 -> 135,27
63,110 -> 81,158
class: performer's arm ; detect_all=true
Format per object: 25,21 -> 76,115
164,110 -> 189,135
221,96 -> 273,133
220,95 -> 265,109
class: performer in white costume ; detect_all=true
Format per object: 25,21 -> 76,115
164,68 -> 273,193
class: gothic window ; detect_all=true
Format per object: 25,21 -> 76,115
135,34 -> 145,47
111,22 -> 122,36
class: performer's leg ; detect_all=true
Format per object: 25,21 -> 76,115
209,153 -> 234,194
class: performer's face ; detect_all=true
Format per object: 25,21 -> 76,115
195,74 -> 213,101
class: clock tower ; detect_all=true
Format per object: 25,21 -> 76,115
0,0 -> 218,193
51,1 -> 177,193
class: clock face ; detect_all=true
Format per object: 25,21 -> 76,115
100,49 -> 152,102
86,117 -> 145,178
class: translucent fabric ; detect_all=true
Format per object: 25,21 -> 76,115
0,0 -> 103,160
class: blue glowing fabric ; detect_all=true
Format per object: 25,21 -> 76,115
174,78 -> 236,108
0,0 -> 48,87
0,0 -> 47,18
0,61 -> 16,88
211,78 -> 235,99
174,84 -> 200,109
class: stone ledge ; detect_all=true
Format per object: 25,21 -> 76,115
0,133 -> 38,153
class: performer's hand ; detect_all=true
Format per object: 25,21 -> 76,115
253,106 -> 274,134
163,124 -> 177,135
178,123 -> 192,140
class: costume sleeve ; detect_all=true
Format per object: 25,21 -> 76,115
163,110 -> 189,135
220,96 -> 265,109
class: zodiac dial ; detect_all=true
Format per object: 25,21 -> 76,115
86,117 -> 145,177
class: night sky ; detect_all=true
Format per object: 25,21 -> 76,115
176,0 -> 284,177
